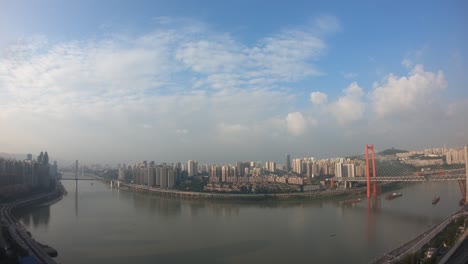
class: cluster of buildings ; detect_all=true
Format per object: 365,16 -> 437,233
206,155 -> 367,185
445,148 -> 466,165
113,145 -> 466,192
396,147 -> 466,166
0,152 -> 58,193
401,159 -> 444,167
117,162 -> 179,189
290,157 -> 367,178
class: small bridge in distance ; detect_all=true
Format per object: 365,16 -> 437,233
60,160 -> 100,181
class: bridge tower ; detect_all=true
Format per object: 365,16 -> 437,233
75,160 -> 78,181
365,144 -> 377,199
465,146 -> 468,205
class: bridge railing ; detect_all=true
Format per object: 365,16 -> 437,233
333,173 -> 466,182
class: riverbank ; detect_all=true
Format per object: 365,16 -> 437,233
113,181 -> 405,202
0,183 -> 65,264
79,172 -> 406,202
371,206 -> 468,263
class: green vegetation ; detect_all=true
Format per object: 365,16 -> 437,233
378,147 -> 408,156
174,178 -> 207,192
253,183 -> 297,194
397,217 -> 467,264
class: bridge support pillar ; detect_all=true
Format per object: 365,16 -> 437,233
365,144 -> 376,199
465,146 -> 468,205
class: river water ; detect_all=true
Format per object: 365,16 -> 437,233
15,175 -> 462,263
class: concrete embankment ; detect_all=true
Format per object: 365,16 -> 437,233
1,184 -> 64,264
116,182 -> 369,201
84,173 -> 402,201
371,207 -> 468,264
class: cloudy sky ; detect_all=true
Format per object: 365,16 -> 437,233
0,0 -> 467,164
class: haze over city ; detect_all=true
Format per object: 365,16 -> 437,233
0,0 -> 467,164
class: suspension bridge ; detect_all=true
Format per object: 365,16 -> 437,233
332,145 -> 468,204
59,160 -> 100,181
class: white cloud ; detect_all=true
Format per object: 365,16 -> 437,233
342,72 -> 358,79
314,15 -> 341,33
286,112 -> 307,136
329,82 -> 365,124
310,91 -> 328,105
371,64 -> 447,118
401,59 -> 412,68
3,18 -> 330,162
2,16 -> 466,163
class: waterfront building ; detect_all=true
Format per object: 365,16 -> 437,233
446,148 -> 466,164
0,152 -> 55,191
187,160 -> 198,177
265,161 -> 276,173
118,168 -> 125,181
335,163 -> 343,177
221,166 -> 229,182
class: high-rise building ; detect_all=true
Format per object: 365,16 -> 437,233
285,154 -> 291,172
446,148 -> 466,164
335,163 -> 343,177
235,162 -> 250,176
43,152 -> 49,165
187,160 -> 198,177
221,166 -> 229,182
118,168 -> 126,180
292,159 -> 304,174
343,164 -> 355,177
265,161 -> 276,173
335,163 -> 355,177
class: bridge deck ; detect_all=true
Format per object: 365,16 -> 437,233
60,178 -> 99,180
333,174 -> 466,182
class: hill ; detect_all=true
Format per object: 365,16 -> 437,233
378,148 -> 408,156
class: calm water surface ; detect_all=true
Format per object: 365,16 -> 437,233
15,176 -> 462,263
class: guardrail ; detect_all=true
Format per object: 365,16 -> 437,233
333,174 -> 466,182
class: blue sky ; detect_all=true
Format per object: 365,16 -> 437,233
0,0 -> 467,164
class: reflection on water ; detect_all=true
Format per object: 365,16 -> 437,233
14,178 -> 462,264
75,182 -> 78,217
16,206 -> 51,229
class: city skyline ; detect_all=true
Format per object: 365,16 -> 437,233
1,0 -> 467,164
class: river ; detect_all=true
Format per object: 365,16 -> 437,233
14,176 -> 463,263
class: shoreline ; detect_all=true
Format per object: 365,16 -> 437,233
110,180 -> 405,202
76,172 -> 405,201
1,183 -> 65,264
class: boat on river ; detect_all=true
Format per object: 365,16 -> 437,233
432,196 -> 440,205
385,192 -> 402,200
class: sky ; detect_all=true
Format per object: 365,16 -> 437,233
0,0 -> 467,164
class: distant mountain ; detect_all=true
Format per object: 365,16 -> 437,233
378,148 -> 408,156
